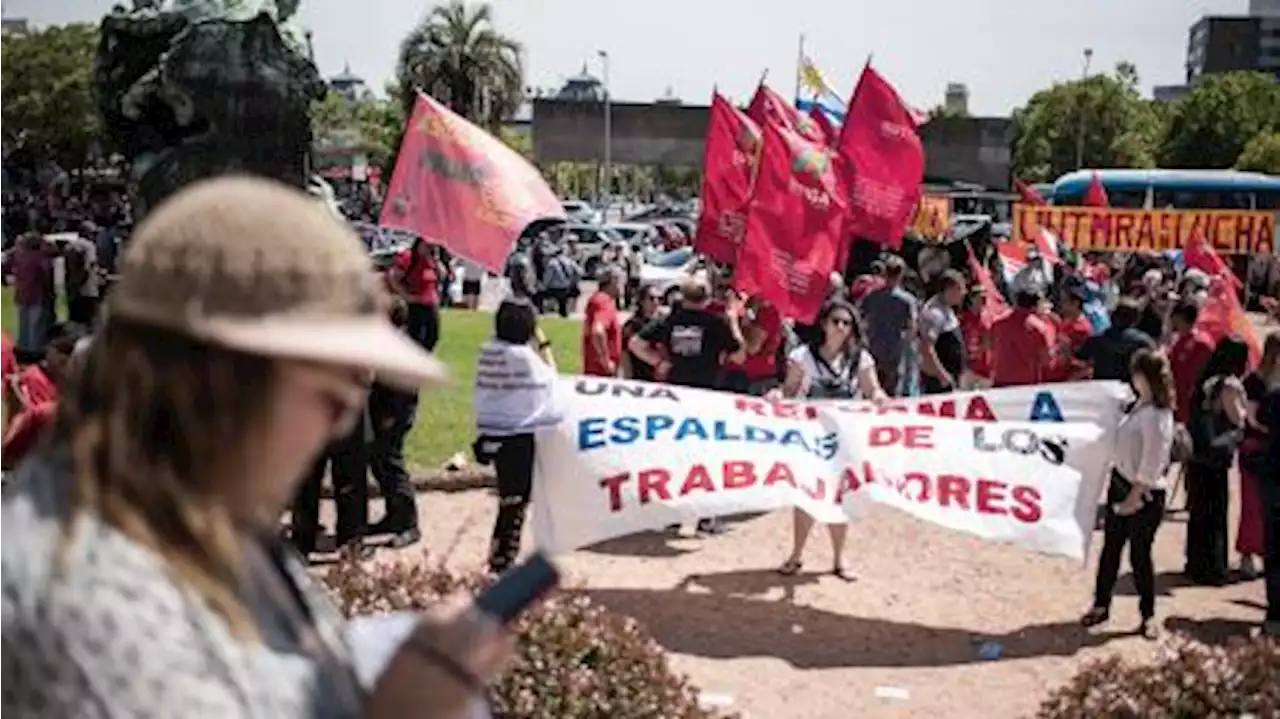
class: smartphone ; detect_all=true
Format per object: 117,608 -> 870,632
473,553 -> 561,624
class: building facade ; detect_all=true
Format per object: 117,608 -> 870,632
1186,9 -> 1280,82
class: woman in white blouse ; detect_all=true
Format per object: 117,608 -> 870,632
1081,348 -> 1176,639
777,300 -> 887,580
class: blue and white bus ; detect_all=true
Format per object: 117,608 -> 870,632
1050,169 -> 1280,211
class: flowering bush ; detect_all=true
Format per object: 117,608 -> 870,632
322,552 -> 730,719
1036,635 -> 1280,718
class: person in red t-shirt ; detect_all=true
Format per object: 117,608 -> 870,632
1050,283 -> 1094,382
723,297 -> 785,395
990,289 -> 1055,387
2,333 -> 17,383
959,285 -> 993,388
581,268 -> 624,376
2,322 -> 84,469
389,238 -> 443,351
1167,300 -> 1215,424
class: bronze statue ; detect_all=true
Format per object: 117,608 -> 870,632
95,0 -> 325,220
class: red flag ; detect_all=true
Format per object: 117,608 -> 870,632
1082,171 -> 1110,207
836,65 -> 925,251
1034,227 -> 1062,266
808,106 -> 840,145
1015,179 -> 1047,206
1196,276 -> 1262,368
733,121 -> 848,323
967,243 -> 1011,323
693,93 -> 761,264
747,84 -> 825,143
378,93 -> 563,273
1184,231 -> 1243,291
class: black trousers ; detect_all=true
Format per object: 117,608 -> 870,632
483,433 -> 535,574
1184,461 -> 1231,585
1262,469 -> 1280,622
67,294 -> 99,326
1093,471 -> 1166,619
543,288 -> 574,317
407,302 -> 440,352
369,407 -> 418,530
291,416 -> 370,552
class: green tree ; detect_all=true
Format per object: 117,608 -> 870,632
1235,131 -> 1280,174
1,23 -> 102,167
1011,62 -> 1159,182
394,1 -> 523,130
310,90 -> 405,172
1159,71 -> 1280,169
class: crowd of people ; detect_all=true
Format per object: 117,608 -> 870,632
2,173 -> 1279,719
473,232 -> 1280,638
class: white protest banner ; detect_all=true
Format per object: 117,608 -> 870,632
531,380 -> 1131,562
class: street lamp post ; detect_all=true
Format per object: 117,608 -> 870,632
1075,47 -> 1093,171
597,49 -> 611,210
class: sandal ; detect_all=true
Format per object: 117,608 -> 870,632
1079,607 -> 1110,628
777,559 -> 803,576
831,563 -> 855,581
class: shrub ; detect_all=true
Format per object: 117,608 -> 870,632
1036,635 -> 1280,718
322,552 -> 731,719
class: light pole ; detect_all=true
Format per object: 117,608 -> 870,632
1074,47 -> 1093,171
597,49 -> 611,210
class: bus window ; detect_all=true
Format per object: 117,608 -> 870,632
1107,190 -> 1147,208
1257,191 -> 1280,210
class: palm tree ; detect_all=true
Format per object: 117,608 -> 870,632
395,1 -> 524,130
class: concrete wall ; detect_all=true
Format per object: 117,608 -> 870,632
532,99 -> 1014,189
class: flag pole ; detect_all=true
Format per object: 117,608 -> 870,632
795,34 -> 806,104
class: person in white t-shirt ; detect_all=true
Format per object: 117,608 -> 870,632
775,299 -> 887,580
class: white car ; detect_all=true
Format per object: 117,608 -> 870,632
638,246 -> 705,294
606,222 -> 661,249
561,200 -> 602,225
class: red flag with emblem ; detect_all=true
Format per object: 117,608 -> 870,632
836,65 -> 925,251
733,120 -> 848,323
693,93 -> 761,264
378,92 -> 564,272
747,83 -> 825,143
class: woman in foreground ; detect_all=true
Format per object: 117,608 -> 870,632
1,177 -> 512,718
776,300 -> 886,580
1081,348 -> 1175,639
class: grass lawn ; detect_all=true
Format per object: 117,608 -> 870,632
1,287 -> 583,469
404,309 -> 582,468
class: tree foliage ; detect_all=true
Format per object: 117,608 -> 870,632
1011,62 -> 1159,182
1,23 -> 103,168
309,90 -> 405,171
1159,71 -> 1280,169
394,1 -> 524,131
1235,131 -> 1280,174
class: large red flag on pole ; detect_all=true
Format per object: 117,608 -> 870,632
693,93 -> 762,264
1082,171 -> 1110,207
836,65 -> 925,251
733,120 -> 848,323
808,106 -> 840,145
378,92 -> 564,272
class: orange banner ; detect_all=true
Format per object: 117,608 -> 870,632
911,194 -> 950,240
1011,204 -> 1275,255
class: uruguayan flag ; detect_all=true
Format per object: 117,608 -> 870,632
795,55 -> 846,123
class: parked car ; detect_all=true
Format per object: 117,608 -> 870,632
639,246 -> 704,294
561,200 -> 602,225
554,223 -> 625,277
606,222 -> 661,249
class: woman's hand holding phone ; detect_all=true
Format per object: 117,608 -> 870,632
366,601 -> 513,719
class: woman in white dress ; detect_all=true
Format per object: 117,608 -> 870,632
777,300 -> 887,580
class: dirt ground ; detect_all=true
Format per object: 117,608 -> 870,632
379,481 -> 1267,719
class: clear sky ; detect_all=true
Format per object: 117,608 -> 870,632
3,0 -> 1251,115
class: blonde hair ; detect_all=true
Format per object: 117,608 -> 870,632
58,320 -> 277,638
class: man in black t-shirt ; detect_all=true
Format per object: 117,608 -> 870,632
630,279 -> 744,389
1075,297 -> 1155,383
628,278 -> 744,536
